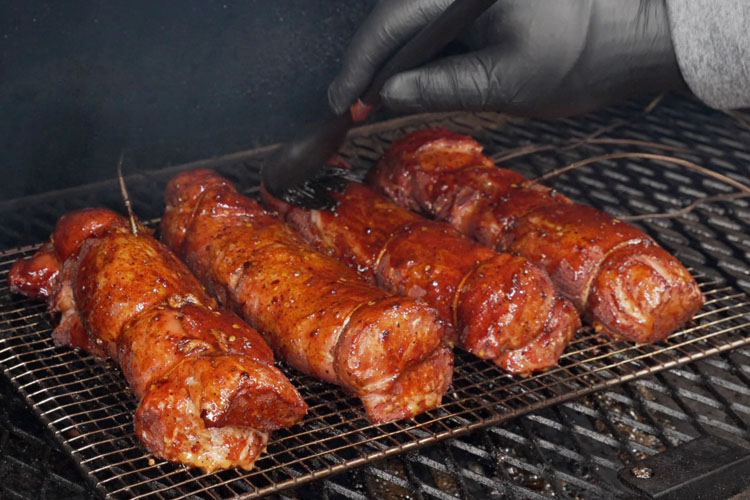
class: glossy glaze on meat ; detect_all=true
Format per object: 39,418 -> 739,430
368,128 -> 705,343
161,169 -> 453,423
8,208 -> 307,471
265,181 -> 580,375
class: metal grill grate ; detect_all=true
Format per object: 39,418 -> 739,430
1,94 -> 750,499
1,249 -> 749,500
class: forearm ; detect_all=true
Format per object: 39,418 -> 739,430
666,0 -> 750,109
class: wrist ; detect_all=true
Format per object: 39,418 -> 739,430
587,0 -> 685,93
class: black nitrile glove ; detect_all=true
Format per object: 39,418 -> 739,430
329,0 -> 685,118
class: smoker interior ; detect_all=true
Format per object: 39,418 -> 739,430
1,94 -> 749,500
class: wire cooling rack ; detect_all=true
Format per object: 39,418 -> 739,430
1,97 -> 750,499
1,248 -> 749,499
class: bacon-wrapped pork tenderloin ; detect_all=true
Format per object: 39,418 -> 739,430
368,128 -> 704,343
161,169 -> 453,423
8,208 -> 307,471
265,181 -> 580,375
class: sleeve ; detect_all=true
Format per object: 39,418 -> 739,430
666,0 -> 750,109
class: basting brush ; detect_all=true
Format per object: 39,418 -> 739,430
261,0 -> 498,210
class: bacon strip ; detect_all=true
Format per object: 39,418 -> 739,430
368,128 -> 704,343
161,169 -> 453,423
9,208 -> 307,471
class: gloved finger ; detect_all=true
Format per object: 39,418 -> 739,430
328,0 -> 453,115
380,50 -> 515,113
380,49 -> 646,118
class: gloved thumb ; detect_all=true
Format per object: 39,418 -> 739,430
380,52 -> 505,113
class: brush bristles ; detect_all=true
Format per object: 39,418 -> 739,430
276,166 -> 359,210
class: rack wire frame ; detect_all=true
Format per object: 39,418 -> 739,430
1,251 -> 749,500
1,97 -> 750,499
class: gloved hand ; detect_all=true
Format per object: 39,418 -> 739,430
329,0 -> 686,118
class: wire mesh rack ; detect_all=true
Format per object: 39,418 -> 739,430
1,94 -> 750,499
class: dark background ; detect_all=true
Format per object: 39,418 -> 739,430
0,1 -> 376,201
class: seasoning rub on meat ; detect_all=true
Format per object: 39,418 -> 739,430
368,128 -> 704,343
161,169 -> 454,423
9,208 -> 307,471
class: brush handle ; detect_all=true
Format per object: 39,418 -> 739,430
262,0 -> 497,201
266,109 -> 354,197
357,0 -> 498,111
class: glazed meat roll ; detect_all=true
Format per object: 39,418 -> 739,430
9,208 -> 307,471
265,180 -> 580,375
161,169 -> 454,423
368,128 -> 704,343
